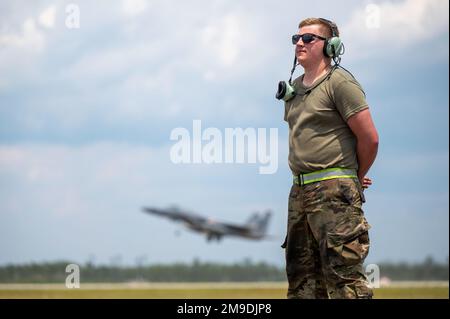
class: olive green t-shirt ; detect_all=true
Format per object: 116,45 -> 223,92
284,67 -> 369,175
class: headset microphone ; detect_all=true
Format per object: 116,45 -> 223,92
276,54 -> 298,102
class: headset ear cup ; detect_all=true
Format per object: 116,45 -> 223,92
324,37 -> 342,58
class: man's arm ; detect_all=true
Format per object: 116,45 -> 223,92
347,108 -> 379,187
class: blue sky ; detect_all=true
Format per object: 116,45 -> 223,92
0,0 -> 448,268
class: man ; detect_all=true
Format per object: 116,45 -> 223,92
281,18 -> 379,299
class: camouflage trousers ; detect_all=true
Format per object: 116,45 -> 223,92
282,178 -> 373,299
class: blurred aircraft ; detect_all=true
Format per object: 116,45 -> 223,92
142,206 -> 272,242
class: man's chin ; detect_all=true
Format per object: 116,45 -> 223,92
297,58 -> 308,67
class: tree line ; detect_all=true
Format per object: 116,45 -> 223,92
0,257 -> 447,283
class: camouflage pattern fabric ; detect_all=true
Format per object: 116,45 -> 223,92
282,177 -> 373,299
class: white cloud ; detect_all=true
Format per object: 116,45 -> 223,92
0,18 -> 45,50
38,5 -> 56,29
0,0 -> 448,138
342,0 -> 449,60
201,14 -> 241,67
121,0 -> 149,17
0,143 -> 156,217
63,44 -> 156,82
0,4 -> 58,89
194,10 -> 277,79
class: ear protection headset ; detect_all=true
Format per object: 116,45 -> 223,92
318,18 -> 344,61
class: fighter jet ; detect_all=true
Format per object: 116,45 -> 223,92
142,206 -> 272,242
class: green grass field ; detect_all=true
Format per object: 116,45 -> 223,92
0,282 -> 448,299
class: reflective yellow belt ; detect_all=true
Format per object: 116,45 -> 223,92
293,167 -> 357,186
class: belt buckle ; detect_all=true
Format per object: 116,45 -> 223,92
298,173 -> 305,186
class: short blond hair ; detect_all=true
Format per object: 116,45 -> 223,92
298,18 -> 339,38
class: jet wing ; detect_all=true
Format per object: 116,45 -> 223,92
142,207 -> 207,225
217,222 -> 250,233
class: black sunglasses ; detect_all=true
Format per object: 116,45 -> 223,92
292,33 -> 326,45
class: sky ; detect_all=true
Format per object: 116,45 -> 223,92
0,0 -> 448,268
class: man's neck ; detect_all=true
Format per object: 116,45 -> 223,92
302,61 -> 331,87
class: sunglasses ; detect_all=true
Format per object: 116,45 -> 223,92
292,33 -> 326,45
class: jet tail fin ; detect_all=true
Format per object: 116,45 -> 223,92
246,210 -> 272,234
